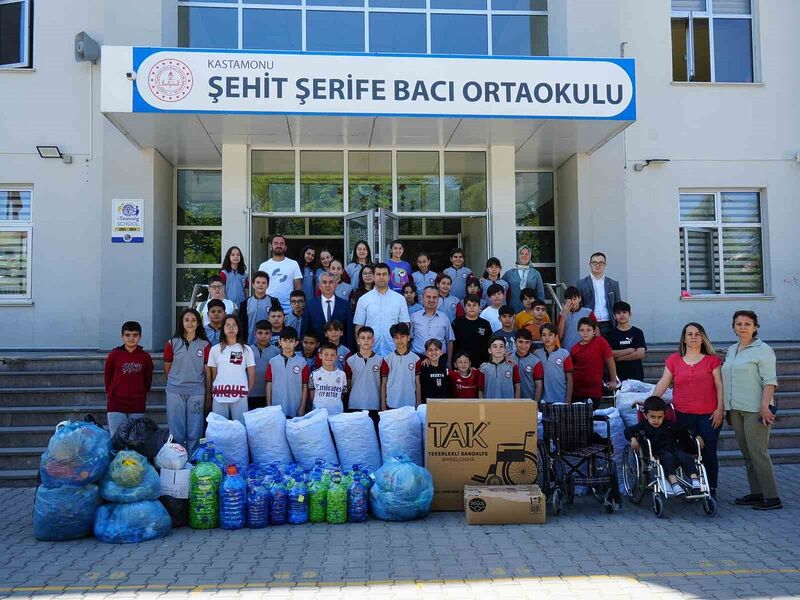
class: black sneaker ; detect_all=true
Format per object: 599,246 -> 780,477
735,493 -> 764,505
753,498 -> 783,511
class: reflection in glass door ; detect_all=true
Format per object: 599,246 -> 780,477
344,210 -> 374,263
377,208 -> 399,262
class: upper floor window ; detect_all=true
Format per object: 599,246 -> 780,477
0,0 -> 32,68
671,0 -> 754,83
177,0 -> 547,56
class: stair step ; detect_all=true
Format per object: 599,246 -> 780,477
0,371 -> 166,388
642,360 -> 800,378
718,447 -> 800,465
0,469 -> 38,487
0,426 -> 60,448
0,387 -> 165,407
718,428 -> 800,451
0,405 -> 167,427
0,354 -> 165,372
0,447 -> 45,471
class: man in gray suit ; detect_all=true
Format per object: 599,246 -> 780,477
576,252 -> 622,339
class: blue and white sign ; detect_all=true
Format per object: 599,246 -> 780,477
102,47 -> 635,121
111,199 -> 144,243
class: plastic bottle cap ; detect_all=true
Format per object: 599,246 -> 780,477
226,465 -> 238,475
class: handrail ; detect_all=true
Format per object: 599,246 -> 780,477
545,283 -> 568,322
189,284 -> 209,309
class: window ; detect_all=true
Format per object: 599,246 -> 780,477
300,151 -> 343,212
431,14 -> 488,55
243,9 -> 302,50
369,12 -> 426,54
348,151 -> 392,210
679,191 -> 764,295
0,188 -> 32,299
514,172 -> 556,284
252,151 -> 296,212
0,0 -> 31,68
178,6 -> 238,49
444,152 -> 486,212
492,15 -> 547,56
397,151 -> 440,212
306,11 -> 365,52
671,0 -> 754,83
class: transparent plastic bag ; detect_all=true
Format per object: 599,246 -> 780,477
109,450 -> 146,486
155,436 -> 189,471
328,411 -> 382,473
378,407 -> 423,466
244,407 -> 293,465
369,454 -> 433,521
285,409 -> 338,469
93,500 -> 172,544
205,413 -> 250,470
39,421 -> 111,487
33,484 -> 101,541
101,452 -> 160,503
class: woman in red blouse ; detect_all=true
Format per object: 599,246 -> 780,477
653,322 -> 723,497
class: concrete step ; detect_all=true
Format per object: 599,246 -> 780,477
718,447 -> 800,466
644,345 -> 800,363
776,392 -> 800,410
0,371 -> 167,388
0,354 -> 165,372
0,426 -> 62,448
0,405 -> 167,427
642,360 -> 800,379
0,387 -> 165,407
0,447 -> 44,471
718,428 -> 800,451
0,469 -> 38,488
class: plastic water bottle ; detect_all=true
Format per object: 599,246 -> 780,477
189,449 -> 222,529
190,438 -> 208,465
288,479 -> 308,524
326,474 -> 347,524
219,465 -> 246,530
246,477 -> 270,529
270,479 -> 288,525
308,472 -> 328,523
347,477 -> 368,523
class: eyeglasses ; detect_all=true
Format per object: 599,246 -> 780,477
590,261 -> 606,266
209,284 -> 224,289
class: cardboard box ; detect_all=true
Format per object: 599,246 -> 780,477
160,466 -> 192,499
425,399 -> 538,511
464,485 -> 546,525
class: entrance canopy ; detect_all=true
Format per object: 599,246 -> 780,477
101,46 -> 636,168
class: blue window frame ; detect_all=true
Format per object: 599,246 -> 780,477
243,9 -> 302,50
370,12 -> 427,54
492,15 -> 547,56
307,11 -> 365,52
178,6 -> 238,49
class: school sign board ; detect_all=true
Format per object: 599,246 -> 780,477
102,47 -> 636,121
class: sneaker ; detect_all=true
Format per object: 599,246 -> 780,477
691,479 -> 702,492
753,498 -> 783,511
671,482 -> 685,497
735,493 -> 764,506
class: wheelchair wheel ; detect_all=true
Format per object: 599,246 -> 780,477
503,451 -> 538,484
565,473 -> 575,505
486,475 -> 503,485
551,488 -> 563,516
622,445 -> 646,505
537,443 -> 551,491
652,492 -> 666,518
702,496 -> 718,517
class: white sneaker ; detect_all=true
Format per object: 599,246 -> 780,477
672,482 -> 686,496
691,479 -> 702,492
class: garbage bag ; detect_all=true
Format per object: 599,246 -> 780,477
159,496 -> 189,528
33,484 -> 101,541
243,406 -> 293,465
594,407 -> 627,494
284,409 -> 338,469
328,411 -> 381,473
155,435 -> 188,471
205,412 -> 249,469
101,451 -> 161,503
93,500 -> 172,544
378,407 -> 423,466
369,455 -> 433,521
39,421 -> 111,487
112,417 -> 170,460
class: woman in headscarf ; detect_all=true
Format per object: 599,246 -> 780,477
502,245 -> 545,313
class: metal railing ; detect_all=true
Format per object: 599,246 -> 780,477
545,283 -> 568,323
189,284 -> 209,310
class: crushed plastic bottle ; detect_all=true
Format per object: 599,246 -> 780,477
326,474 -> 347,524
189,448 -> 222,529
246,476 -> 270,529
288,479 -> 308,524
220,465 -> 246,530
270,479 -> 288,525
347,477 -> 368,523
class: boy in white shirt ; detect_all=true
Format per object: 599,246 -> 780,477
309,342 -> 347,416
480,283 -> 506,332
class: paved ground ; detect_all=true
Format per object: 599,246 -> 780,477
1,465 -> 799,599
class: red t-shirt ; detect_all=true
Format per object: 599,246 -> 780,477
448,369 -> 485,398
570,335 -> 612,399
664,353 -> 722,414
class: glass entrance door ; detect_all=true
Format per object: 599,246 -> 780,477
344,210 -> 374,264
377,208 -> 399,262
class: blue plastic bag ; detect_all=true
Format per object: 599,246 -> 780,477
93,500 -> 172,544
39,421 -> 111,487
100,452 -> 161,503
369,455 -> 434,521
33,484 -> 101,541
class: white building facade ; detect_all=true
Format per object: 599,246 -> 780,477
0,0 -> 797,350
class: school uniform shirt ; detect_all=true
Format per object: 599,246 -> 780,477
480,360 -> 520,399
386,259 -> 412,292
344,352 -> 383,410
239,294 -> 279,346
416,361 -> 449,403
207,343 -> 255,405
407,303 -> 424,316
437,294 -> 461,322
266,353 -> 310,417
443,266 -> 473,300
220,269 -> 248,307
314,344 -> 350,371
410,309 -> 455,356
301,266 -> 317,302
509,352 -> 544,400
480,305 -> 502,332
570,335 -> 613,400
559,307 -> 596,352
200,298 -> 236,325
302,353 -> 317,373
164,337 -> 210,396
345,262 -> 364,286
494,329 -> 517,356
269,330 -> 282,348
284,311 -> 307,339
250,343 -> 280,398
452,316 -> 492,368
309,367 -> 347,416
335,281 -> 353,302
204,324 -> 222,346
534,347 -> 574,403
104,345 -> 154,414
381,350 -> 418,408
607,326 -> 647,381
412,270 -> 438,291
480,278 -> 510,303
448,369 -> 484,399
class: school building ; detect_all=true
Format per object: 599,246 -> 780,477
1,0 -> 798,351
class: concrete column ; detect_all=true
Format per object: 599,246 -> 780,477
221,144 -> 250,265
488,145 -> 516,269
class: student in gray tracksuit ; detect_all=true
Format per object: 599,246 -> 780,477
345,326 -> 383,414
164,308 -> 210,458
265,328 -> 310,417
480,335 -> 521,398
249,321 -> 280,410
509,329 -> 544,401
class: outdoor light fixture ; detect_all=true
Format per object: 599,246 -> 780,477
633,159 -> 670,172
36,145 -> 72,164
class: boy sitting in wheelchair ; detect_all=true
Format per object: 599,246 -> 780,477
624,396 -> 703,496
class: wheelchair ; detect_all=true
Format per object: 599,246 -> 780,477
538,402 -> 622,515
621,406 -> 718,518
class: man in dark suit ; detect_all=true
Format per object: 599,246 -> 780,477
576,252 -> 622,339
309,271 -> 353,348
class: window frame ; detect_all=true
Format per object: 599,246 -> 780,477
514,169 -> 558,284
0,186 -> 33,302
0,0 -> 32,69
670,0 -> 757,83
678,189 -> 767,297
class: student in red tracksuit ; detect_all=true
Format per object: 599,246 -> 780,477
104,321 -> 154,436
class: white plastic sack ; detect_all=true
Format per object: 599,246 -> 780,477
205,413 -> 249,468
594,407 -> 627,494
243,406 -> 293,465
155,435 -> 188,471
619,379 -> 654,394
285,408 -> 338,469
379,406 -> 423,466
416,405 -> 427,453
328,411 -> 381,473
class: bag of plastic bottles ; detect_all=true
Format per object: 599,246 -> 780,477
246,476 -> 270,528
307,472 -> 328,523
93,499 -> 172,544
369,455 -> 434,521
328,411 -> 382,473
205,413 -> 250,469
39,421 -> 111,487
243,407 -> 294,465
101,451 -> 161,503
288,479 -> 308,524
378,407 -> 423,466
189,453 -> 223,529
347,477 -> 368,523
33,484 -> 101,541
112,417 -> 170,461
285,409 -> 339,469
219,465 -> 246,530
326,475 -> 347,524
159,496 -> 189,528
594,407 -> 627,494
416,404 -> 428,453
269,480 -> 288,525
155,435 -> 189,471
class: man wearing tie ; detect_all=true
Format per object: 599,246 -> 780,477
309,271 -> 352,348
